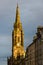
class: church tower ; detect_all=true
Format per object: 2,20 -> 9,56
12,4 -> 25,59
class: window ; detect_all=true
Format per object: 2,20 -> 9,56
18,37 -> 20,42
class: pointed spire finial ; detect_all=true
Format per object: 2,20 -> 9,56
16,3 -> 19,11
14,3 -> 21,28
16,3 -> 20,22
17,3 -> 18,8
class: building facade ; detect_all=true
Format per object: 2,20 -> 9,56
26,26 -> 43,65
35,26 -> 43,65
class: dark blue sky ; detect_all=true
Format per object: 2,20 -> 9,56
0,0 -> 43,57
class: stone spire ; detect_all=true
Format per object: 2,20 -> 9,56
16,4 -> 20,22
13,4 -> 22,31
12,4 -> 25,59
14,4 -> 22,29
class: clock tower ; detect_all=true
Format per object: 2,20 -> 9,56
12,4 -> 25,59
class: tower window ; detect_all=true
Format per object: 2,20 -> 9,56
18,37 -> 20,42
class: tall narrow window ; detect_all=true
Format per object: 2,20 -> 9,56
18,37 -> 20,42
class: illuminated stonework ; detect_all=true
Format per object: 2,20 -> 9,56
12,4 -> 25,59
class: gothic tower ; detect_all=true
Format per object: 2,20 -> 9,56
12,4 -> 25,59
